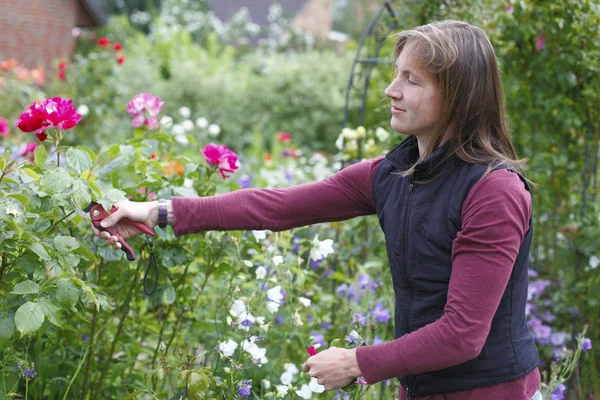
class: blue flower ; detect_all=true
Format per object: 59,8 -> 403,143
275,315 -> 284,326
238,175 -> 252,189
550,383 -> 566,400
371,302 -> 390,323
583,338 -> 592,352
241,319 -> 253,328
82,334 -> 89,341
237,379 -> 252,398
354,312 -> 367,327
312,332 -> 325,347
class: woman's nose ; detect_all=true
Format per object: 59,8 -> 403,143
384,78 -> 401,99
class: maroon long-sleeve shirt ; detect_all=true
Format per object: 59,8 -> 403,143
172,157 -> 540,399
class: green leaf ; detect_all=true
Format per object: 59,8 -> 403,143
162,286 -> 176,305
39,298 -> 63,327
173,186 -> 198,197
34,144 -> 47,168
53,235 -> 80,254
15,302 -> 45,335
12,280 -> 39,295
30,242 -> 51,261
66,148 -> 93,175
40,169 -> 73,194
56,278 -> 79,309
21,168 -> 40,183
74,245 -> 97,262
0,312 -> 15,341
106,188 -> 127,203
73,278 -> 99,311
71,178 -> 92,210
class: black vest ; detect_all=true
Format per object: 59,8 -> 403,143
372,136 -> 539,397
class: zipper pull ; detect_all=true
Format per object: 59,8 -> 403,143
409,183 -> 414,192
406,387 -> 412,400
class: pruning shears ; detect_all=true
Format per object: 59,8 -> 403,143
81,201 -> 159,295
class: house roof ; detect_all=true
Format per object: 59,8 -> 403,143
210,0 -> 310,26
78,0 -> 108,27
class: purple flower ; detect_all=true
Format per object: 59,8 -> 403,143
325,269 -> 333,277
310,259 -> 321,269
357,274 -> 373,290
373,336 -> 384,345
505,4 -> 514,14
237,379 -> 252,398
528,268 -> 538,278
583,338 -> 592,352
371,302 -> 390,323
238,175 -> 252,189
280,289 -> 286,304
320,321 -> 331,329
285,170 -> 293,183
528,279 -> 551,300
307,315 -> 314,324
292,236 -> 301,253
345,330 -> 360,346
256,335 -> 264,342
241,319 -> 253,328
20,366 -> 37,379
550,331 -> 569,347
312,332 -> 325,347
354,312 -> 367,326
82,334 -> 89,341
275,315 -> 284,326
550,383 -> 566,400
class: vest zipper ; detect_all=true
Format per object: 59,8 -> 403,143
403,182 -> 415,334
403,182 -> 415,398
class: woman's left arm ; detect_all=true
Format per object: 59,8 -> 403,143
351,169 -> 532,384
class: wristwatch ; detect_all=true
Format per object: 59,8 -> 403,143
157,199 -> 168,228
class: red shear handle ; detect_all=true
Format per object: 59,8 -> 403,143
89,204 -> 155,261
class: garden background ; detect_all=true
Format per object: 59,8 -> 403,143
0,0 -> 599,399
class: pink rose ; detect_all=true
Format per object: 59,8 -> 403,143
15,97 -> 82,137
535,34 -> 545,51
0,117 -> 9,137
505,4 -> 514,14
20,141 -> 40,162
201,143 -> 239,179
126,93 -> 164,130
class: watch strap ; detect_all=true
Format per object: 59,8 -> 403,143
158,199 -> 168,228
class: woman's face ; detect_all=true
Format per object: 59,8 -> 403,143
384,43 -> 443,141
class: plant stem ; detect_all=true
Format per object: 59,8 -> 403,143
80,260 -> 103,400
91,263 -> 141,399
63,347 -> 89,400
44,210 -> 75,236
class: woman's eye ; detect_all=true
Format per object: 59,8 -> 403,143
407,77 -> 417,85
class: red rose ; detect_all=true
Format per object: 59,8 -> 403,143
97,37 -> 110,47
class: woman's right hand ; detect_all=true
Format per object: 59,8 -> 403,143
91,200 -> 159,250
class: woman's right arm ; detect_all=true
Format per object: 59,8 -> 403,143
93,157 -> 383,246
172,157 -> 383,236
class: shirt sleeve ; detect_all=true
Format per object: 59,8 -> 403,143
171,157 -> 383,236
356,169 -> 531,384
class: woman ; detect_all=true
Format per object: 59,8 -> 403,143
93,20 -> 542,400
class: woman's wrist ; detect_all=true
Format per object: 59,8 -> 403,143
150,200 -> 174,227
347,348 -> 363,379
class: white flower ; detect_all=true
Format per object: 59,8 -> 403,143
182,119 -> 195,132
293,308 -> 303,326
284,363 -> 299,374
342,127 -> 356,140
172,124 -> 185,135
296,384 -> 312,399
183,178 -> 194,188
76,104 -> 89,116
310,236 -> 335,261
255,266 -> 267,279
266,302 -> 280,314
356,126 -> 366,139
179,106 -> 191,118
272,255 -> 284,266
275,384 -> 289,396
229,299 -> 246,317
175,134 -> 189,145
237,311 -> 256,331
263,379 -> 271,389
160,116 -> 173,128
252,230 -> 267,242
196,117 -> 208,129
280,371 -> 294,385
208,124 -> 221,136
218,339 -> 237,357
298,297 -> 311,307
590,255 -> 600,269
266,286 -> 283,304
241,337 -> 268,364
335,132 -> 344,151
309,377 -> 325,393
376,127 -> 390,142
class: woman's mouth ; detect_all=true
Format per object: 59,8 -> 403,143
391,106 -> 406,114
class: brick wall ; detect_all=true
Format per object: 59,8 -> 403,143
0,0 -> 87,68
291,0 -> 333,38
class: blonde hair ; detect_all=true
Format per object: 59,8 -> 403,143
394,20 -> 526,177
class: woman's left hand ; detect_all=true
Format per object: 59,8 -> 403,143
301,347 -> 362,390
